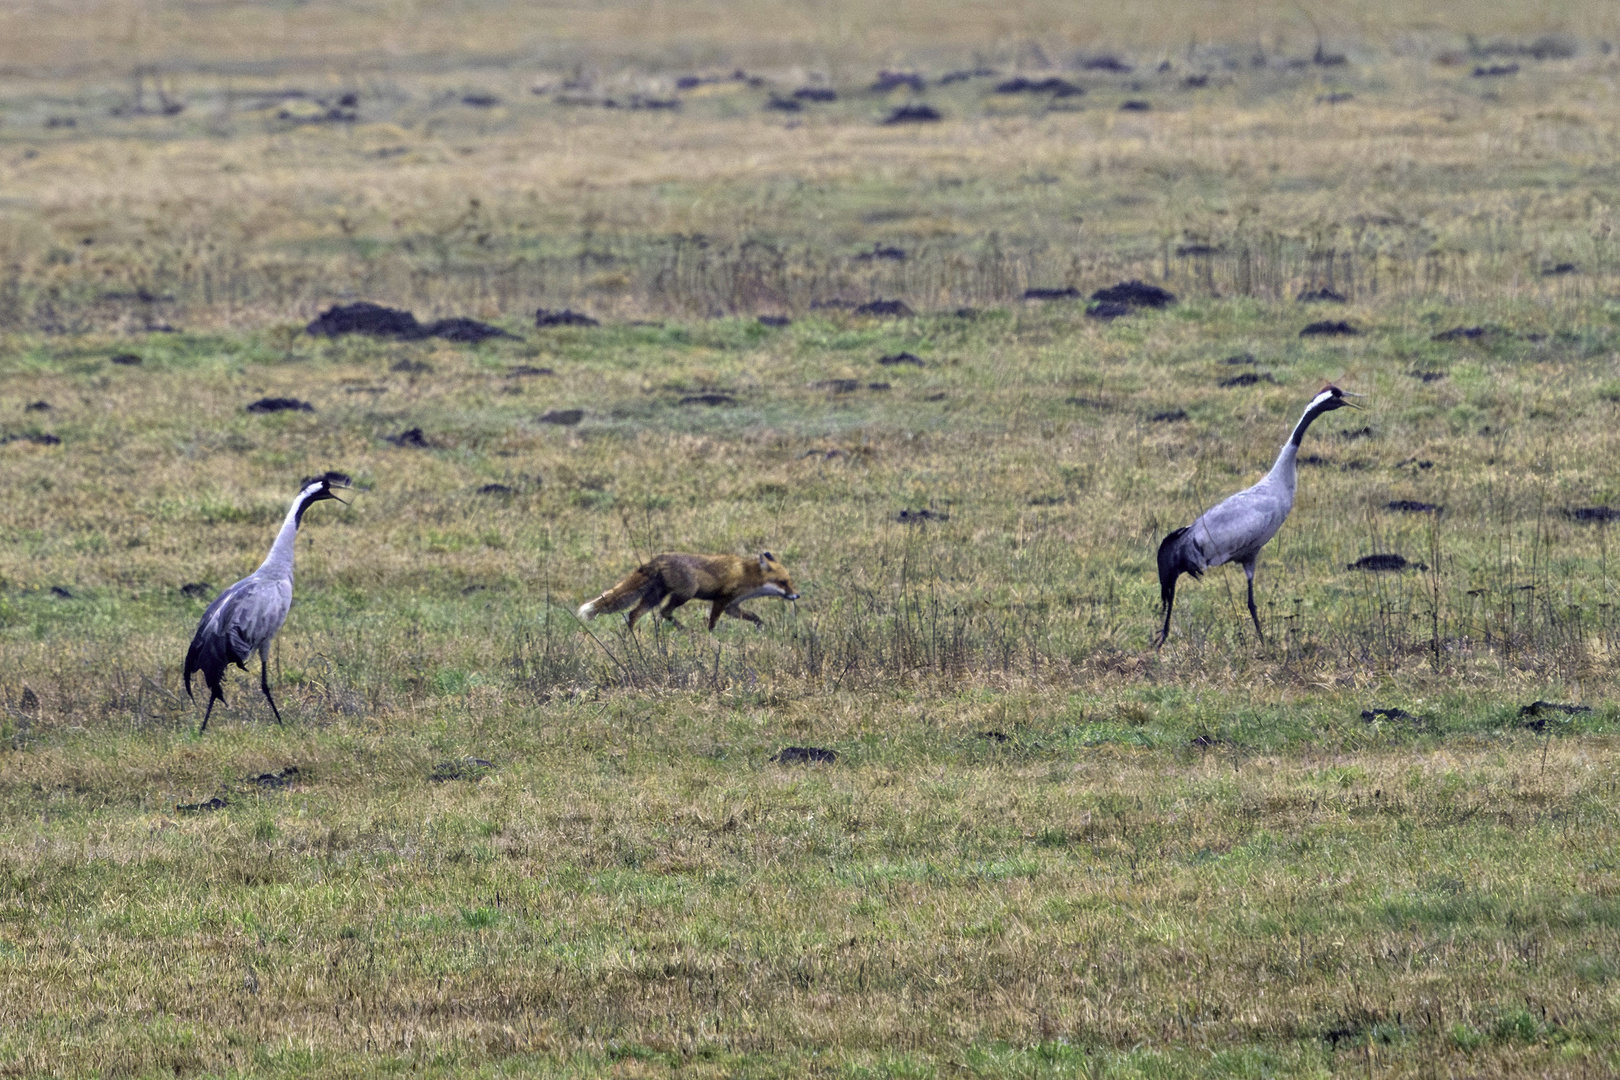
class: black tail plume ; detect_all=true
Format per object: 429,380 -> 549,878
1154,526 -> 1202,647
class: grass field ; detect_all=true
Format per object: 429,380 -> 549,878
3,3 -> 1620,1077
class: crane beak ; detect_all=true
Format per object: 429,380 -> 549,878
1339,390 -> 1364,409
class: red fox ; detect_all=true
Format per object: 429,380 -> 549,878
577,552 -> 800,630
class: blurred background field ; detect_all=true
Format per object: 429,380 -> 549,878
3,2 -> 1620,1078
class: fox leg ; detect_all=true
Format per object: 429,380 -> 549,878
626,591 -> 660,629
659,595 -> 690,628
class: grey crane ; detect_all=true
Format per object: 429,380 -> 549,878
184,472 -> 351,731
1154,385 -> 1359,647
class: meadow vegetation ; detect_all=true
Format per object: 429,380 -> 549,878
2,2 -> 1620,1076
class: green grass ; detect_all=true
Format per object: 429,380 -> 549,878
5,5 -> 1620,1077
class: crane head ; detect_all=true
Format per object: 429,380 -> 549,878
298,471 -> 353,508
1313,384 -> 1361,412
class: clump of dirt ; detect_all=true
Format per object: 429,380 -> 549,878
1090,280 -> 1176,308
535,308 -> 600,327
1300,320 -> 1358,336
870,71 -> 925,92
423,317 -> 517,343
897,508 -> 949,523
1387,500 -> 1441,513
855,245 -> 906,261
1567,506 -> 1620,522
180,582 -> 213,599
109,353 -> 143,366
793,87 -> 837,102
680,392 -> 736,406
431,758 -> 495,782
1023,287 -> 1079,300
1297,287 -> 1347,302
1219,372 -> 1276,388
1150,409 -> 1187,422
855,299 -> 914,317
758,315 -> 791,327
1119,100 -> 1151,111
385,427 -> 432,448
1348,553 -> 1424,572
538,409 -> 584,425
306,302 -> 422,338
246,397 -> 313,413
881,104 -> 941,125
995,76 -> 1083,97
1086,301 -> 1132,320
773,746 -> 838,764
878,352 -> 924,366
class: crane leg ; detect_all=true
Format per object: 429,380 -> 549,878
1154,590 -> 1175,649
259,652 -> 284,725
199,694 -> 218,734
1244,562 -> 1265,644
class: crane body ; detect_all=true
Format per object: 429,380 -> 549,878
1155,386 -> 1357,646
184,472 -> 350,731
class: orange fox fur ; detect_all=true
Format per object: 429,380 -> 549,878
577,552 -> 800,630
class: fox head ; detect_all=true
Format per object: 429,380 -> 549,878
756,551 -> 800,601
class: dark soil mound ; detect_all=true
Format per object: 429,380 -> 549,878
1348,553 -> 1423,572
680,392 -> 736,406
773,746 -> 838,765
793,87 -> 838,102
306,302 -> 423,339
1411,370 -> 1446,382
538,409 -> 584,425
1079,55 -> 1132,72
995,77 -> 1083,97
1568,506 -> 1620,522
977,730 -> 1010,743
765,95 -> 803,112
248,766 -> 300,789
1090,280 -> 1176,308
1183,74 -> 1210,88
1361,708 -> 1414,722
508,364 -> 555,376
855,244 -> 907,261
180,582 -> 214,599
1300,320 -> 1358,336
431,758 -> 495,782
476,484 -> 516,496
109,353 -> 143,366
1387,500 -> 1442,513
855,299 -> 914,317
1433,325 -> 1487,341
1119,100 -> 1151,111
878,352 -> 924,366
177,796 -> 228,813
385,427 -> 432,448
1297,287 -> 1347,303
1176,243 -> 1220,256
423,317 -> 518,343
867,382 -> 890,391
1473,63 -> 1519,77
246,397 -> 313,413
1339,426 -> 1374,441
535,308 -> 600,327
49,586 -> 72,598
1219,372 -> 1275,388
25,400 -> 50,411
940,68 -> 998,84
870,71 -> 925,93
1151,409 -> 1188,422
1543,262 -> 1578,276
813,379 -> 863,393
897,508 -> 949,523
460,93 -> 501,108
881,104 -> 941,125
1222,353 -> 1256,365
757,315 -> 791,327
1086,301 -> 1133,320
1023,287 -> 1080,300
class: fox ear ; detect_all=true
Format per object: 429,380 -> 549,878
759,551 -> 773,567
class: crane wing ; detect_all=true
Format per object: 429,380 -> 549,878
1190,482 -> 1294,568
184,576 -> 293,697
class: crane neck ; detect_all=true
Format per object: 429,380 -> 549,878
1267,393 -> 1340,483
256,488 -> 319,579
